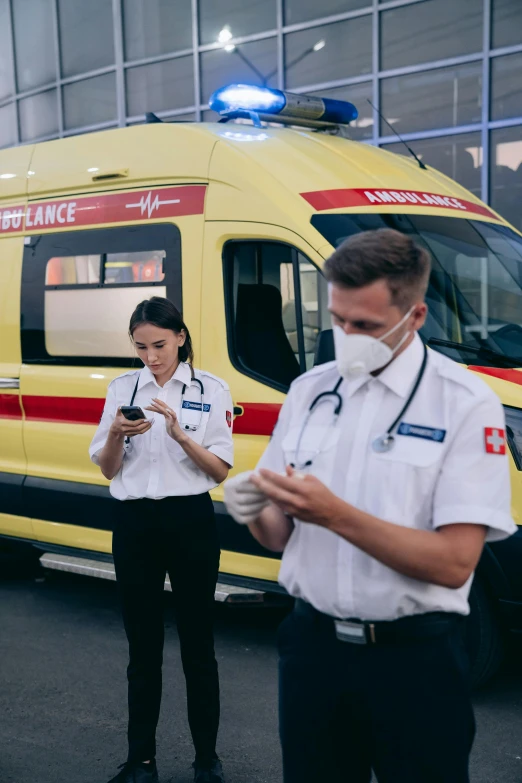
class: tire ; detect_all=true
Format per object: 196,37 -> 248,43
465,575 -> 504,688
0,538 -> 42,579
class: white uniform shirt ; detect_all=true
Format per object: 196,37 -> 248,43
89,363 -> 234,500
258,334 -> 516,621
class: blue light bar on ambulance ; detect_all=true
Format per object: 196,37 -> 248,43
209,84 -> 358,126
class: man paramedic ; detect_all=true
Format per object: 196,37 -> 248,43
225,228 -> 516,783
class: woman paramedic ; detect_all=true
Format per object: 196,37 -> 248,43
89,296 -> 233,783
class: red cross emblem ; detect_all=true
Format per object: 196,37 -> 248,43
484,427 -> 506,455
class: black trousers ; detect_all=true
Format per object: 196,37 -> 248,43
278,604 -> 476,783
112,493 -> 220,765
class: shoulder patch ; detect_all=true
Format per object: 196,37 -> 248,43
108,369 -> 141,389
429,349 -> 495,402
195,369 -> 229,392
290,360 -> 338,388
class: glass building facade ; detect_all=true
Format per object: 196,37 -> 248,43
0,0 -> 521,229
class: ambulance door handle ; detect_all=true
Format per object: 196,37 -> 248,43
233,405 -> 244,417
0,378 -> 20,389
91,168 -> 129,182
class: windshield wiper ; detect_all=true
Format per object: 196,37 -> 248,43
426,337 -> 522,368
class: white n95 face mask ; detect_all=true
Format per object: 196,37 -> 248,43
333,306 -> 415,379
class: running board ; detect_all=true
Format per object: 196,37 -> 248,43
39,553 -> 265,604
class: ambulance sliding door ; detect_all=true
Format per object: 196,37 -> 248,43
18,218 -> 194,555
0,236 -> 32,540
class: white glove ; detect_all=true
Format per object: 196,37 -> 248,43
224,470 -> 269,525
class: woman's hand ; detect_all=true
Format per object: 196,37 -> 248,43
145,398 -> 186,442
109,409 -> 153,439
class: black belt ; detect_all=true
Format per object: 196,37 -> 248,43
294,598 -> 462,646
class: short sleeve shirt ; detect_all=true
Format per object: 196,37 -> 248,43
89,363 -> 234,500
257,334 -> 516,620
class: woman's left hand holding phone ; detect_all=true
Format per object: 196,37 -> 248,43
111,409 -> 154,439
97,410 -> 153,480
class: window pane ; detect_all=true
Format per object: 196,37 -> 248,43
381,63 -> 482,136
199,0 -> 276,46
227,242 -> 301,388
0,104 -> 17,148
284,18 -> 372,90
105,250 -> 166,284
63,73 -> 117,129
200,38 -> 277,103
19,90 -> 58,141
310,81 -> 373,140
285,0 -> 369,25
12,0 -> 56,91
45,286 -> 167,357
311,212 -> 522,366
491,53 -> 522,122
381,133 -> 483,198
492,0 -> 522,49
126,58 -> 194,116
490,126 -> 522,233
58,0 -> 114,78
381,0 -> 483,71
298,258 -> 329,370
0,0 -> 13,101
45,256 -> 101,286
123,0 -> 192,61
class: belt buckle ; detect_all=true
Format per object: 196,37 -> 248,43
334,620 -> 377,645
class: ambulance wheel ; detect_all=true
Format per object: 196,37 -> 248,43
465,576 -> 503,688
0,538 -> 42,579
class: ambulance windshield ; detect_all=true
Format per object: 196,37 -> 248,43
312,213 -> 522,368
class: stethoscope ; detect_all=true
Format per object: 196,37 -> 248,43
125,374 -> 206,450
291,342 -> 429,470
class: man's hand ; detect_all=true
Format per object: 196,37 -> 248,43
224,470 -> 269,525
251,466 -> 345,528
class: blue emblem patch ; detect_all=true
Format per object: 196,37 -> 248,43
397,423 -> 446,442
182,400 -> 211,412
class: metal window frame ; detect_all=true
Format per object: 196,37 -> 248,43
1,0 -> 521,214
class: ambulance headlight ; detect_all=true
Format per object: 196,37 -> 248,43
504,406 -> 522,470
209,83 -> 358,125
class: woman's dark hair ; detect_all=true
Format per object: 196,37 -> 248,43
129,296 -> 194,365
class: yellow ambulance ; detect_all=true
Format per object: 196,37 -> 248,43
1,84 -> 521,685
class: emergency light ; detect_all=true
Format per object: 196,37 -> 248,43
209,84 -> 358,130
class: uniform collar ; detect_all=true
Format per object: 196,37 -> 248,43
375,332 -> 425,398
342,332 -> 424,399
137,361 -> 193,390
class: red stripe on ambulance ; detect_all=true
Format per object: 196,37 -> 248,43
0,185 -> 207,234
0,394 -> 23,420
300,188 -> 498,220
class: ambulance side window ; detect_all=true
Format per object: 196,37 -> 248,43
21,224 -> 181,367
224,240 -> 328,392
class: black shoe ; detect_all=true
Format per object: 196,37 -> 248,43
192,758 -> 225,783
106,760 -> 159,783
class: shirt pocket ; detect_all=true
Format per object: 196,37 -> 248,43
166,408 -> 208,462
282,424 -> 340,486
369,436 -> 445,524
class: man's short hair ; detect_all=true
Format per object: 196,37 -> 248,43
323,228 -> 432,311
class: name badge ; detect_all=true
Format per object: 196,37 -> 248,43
182,400 -> 211,412
397,422 -> 446,442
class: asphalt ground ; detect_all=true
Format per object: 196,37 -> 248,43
1,566 -> 522,783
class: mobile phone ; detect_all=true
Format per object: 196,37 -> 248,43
120,405 -> 146,421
